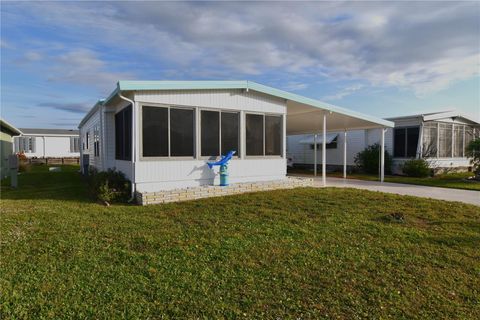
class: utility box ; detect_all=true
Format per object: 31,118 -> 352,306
8,155 -> 18,188
82,154 -> 89,175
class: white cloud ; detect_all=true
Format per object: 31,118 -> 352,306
283,82 -> 309,91
48,49 -> 134,93
2,1 -> 479,96
323,84 -> 364,101
22,51 -> 42,62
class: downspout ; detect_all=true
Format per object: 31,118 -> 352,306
117,92 -> 136,202
100,103 -> 107,171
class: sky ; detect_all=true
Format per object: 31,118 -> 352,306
1,1 -> 479,129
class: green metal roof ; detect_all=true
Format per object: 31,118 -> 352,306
94,80 -> 394,128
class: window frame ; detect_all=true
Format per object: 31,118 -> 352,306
139,103 -> 196,160
18,136 -> 35,153
198,107 -> 241,160
70,137 -> 80,153
93,125 -> 100,157
393,126 -> 420,159
85,131 -> 90,150
115,104 -> 132,161
245,112 -> 284,158
438,122 -> 453,158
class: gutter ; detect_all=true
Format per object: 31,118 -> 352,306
117,91 -> 136,202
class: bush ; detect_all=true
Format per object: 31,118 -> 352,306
465,138 -> 480,179
88,168 -> 131,204
18,161 -> 31,173
402,159 -> 431,177
354,143 -> 392,174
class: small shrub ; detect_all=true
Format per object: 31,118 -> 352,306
18,161 -> 31,173
402,159 -> 431,178
465,138 -> 480,179
88,168 -> 131,204
354,143 -> 392,174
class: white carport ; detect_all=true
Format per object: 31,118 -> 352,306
239,81 -> 394,184
279,93 -> 394,185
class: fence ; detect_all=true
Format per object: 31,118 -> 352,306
23,157 -> 80,165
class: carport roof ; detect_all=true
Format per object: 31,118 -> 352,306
96,80 -> 394,132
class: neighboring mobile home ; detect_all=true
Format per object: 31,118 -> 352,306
14,128 -> 80,158
287,110 -> 480,174
78,81 -> 393,202
0,118 -> 22,179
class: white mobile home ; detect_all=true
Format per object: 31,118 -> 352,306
78,81 -> 393,202
1,118 -> 22,179
287,110 -> 480,174
14,128 -> 80,158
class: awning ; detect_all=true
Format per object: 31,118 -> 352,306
299,133 -> 338,144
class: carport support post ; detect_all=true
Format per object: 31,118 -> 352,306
343,130 -> 347,179
322,113 -> 327,186
380,128 -> 385,183
313,133 -> 317,176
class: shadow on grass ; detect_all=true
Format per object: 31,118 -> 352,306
0,165 -> 92,203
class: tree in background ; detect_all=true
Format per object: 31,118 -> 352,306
465,138 -> 480,179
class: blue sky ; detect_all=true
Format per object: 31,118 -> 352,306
1,1 -> 479,129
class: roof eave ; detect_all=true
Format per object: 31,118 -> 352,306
109,80 -> 393,128
78,99 -> 105,129
0,118 -> 22,135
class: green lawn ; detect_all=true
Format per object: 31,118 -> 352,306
289,168 -> 480,191
1,165 -> 479,318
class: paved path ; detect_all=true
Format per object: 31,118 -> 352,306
297,176 -> 480,206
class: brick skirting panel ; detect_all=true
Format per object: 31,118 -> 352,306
136,177 -> 314,205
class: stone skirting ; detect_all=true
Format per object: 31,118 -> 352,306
136,177 -> 314,205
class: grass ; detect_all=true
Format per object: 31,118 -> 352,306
1,165 -> 479,318
289,167 -> 480,191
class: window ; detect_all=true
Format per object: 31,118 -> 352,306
394,127 -> 419,158
465,126 -> 474,156
141,106 -> 195,158
438,123 -> 452,157
221,112 -> 239,156
16,137 -> 36,153
170,108 -> 195,157
393,128 -> 406,157
70,137 -> 80,153
246,114 -> 264,156
406,127 -> 419,157
310,138 -> 338,150
143,106 -> 168,157
86,132 -> 90,149
422,122 -> 437,157
246,113 -> 282,156
200,110 -> 240,157
454,125 -> 464,157
265,115 -> 282,155
115,105 -> 132,160
201,110 -> 220,156
93,126 -> 100,157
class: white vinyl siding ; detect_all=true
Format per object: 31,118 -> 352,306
131,89 -> 287,191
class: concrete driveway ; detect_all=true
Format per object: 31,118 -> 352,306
306,176 -> 479,206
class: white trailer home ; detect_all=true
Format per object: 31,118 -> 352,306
14,128 -> 80,158
287,110 -> 480,174
78,81 -> 393,204
1,118 -> 22,179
